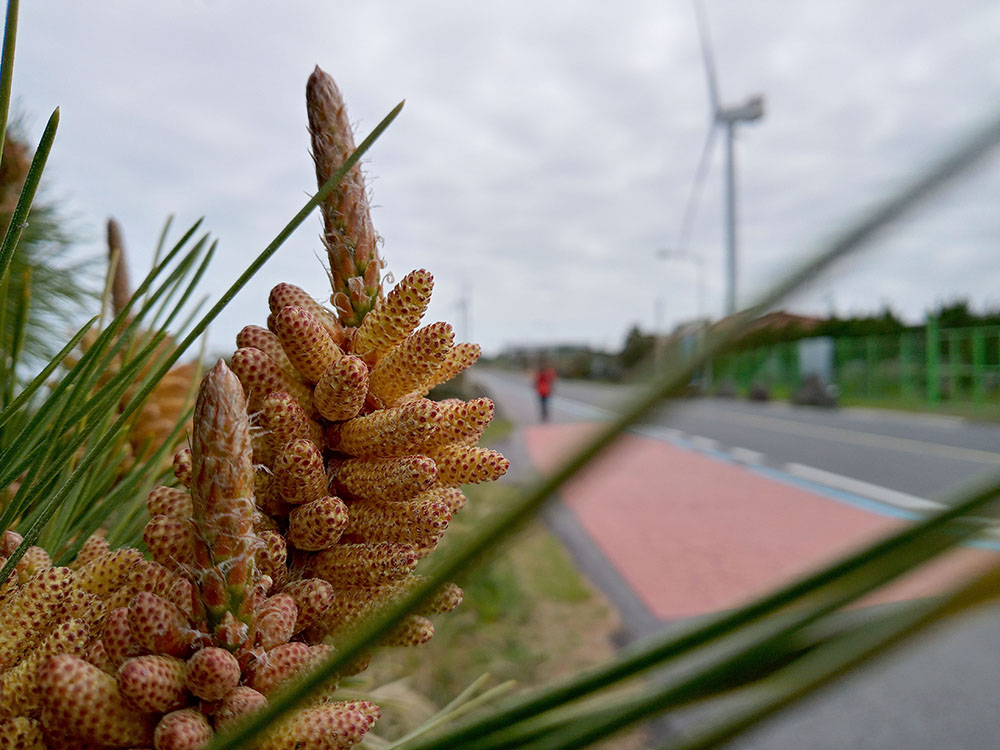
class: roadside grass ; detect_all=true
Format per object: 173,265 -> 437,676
480,414 -> 514,445
362,479 -> 645,746
758,390 -> 1000,422
837,395 -> 1000,423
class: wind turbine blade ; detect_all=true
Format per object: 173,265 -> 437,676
692,0 -> 721,114
676,123 -> 718,255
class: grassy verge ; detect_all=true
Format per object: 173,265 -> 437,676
360,480 -> 646,747
480,414 -> 514,444
837,395 -> 1000,422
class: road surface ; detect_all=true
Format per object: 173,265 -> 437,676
472,367 -> 1000,750
479,370 -> 1000,503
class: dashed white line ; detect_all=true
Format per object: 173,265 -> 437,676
843,406 -> 966,430
637,429 -> 765,466
730,446 -> 765,465
552,396 -> 613,421
634,425 -> 684,443
689,435 -> 719,452
783,463 -> 944,514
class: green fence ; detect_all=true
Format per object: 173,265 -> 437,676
714,322 -> 1000,408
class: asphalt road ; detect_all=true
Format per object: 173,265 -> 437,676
471,367 -> 1000,750
475,369 -> 1000,507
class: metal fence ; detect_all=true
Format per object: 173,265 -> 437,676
714,321 -> 1000,407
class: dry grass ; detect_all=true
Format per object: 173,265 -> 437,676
359,481 -> 649,748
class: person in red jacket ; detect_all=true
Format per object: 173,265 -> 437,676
534,361 -> 557,422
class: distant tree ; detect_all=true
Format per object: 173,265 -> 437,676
732,321 -> 808,351
816,306 -> 907,338
618,325 -> 654,369
935,300 -> 980,328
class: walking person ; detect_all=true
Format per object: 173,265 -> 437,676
534,361 -> 557,422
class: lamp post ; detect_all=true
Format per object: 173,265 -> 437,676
655,247 -> 712,387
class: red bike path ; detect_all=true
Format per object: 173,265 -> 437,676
522,421 -> 998,621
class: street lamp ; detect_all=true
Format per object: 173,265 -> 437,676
655,247 -> 712,386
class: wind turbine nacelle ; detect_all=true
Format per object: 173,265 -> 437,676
721,94 -> 765,124
743,94 -> 765,120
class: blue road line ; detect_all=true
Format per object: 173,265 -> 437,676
553,395 -> 1000,552
634,422 -> 920,519
751,463 -> 1000,553
749,464 -> 920,521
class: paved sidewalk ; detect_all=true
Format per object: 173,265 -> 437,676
475,369 -> 1000,749
523,421 -> 998,623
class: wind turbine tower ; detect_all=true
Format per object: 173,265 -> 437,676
693,0 -> 765,315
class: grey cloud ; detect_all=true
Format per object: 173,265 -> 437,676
8,0 -> 1000,357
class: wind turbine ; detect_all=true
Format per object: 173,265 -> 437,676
677,0 -> 765,317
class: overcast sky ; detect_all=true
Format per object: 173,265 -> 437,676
11,1 -> 1000,356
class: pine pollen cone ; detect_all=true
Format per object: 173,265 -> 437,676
4,67 -> 510,750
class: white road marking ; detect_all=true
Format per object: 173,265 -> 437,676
635,426 -> 684,443
784,463 -> 944,514
730,446 -> 765,465
843,407 -> 965,430
719,410 -> 1000,465
552,396 -> 613,421
689,435 -> 719,452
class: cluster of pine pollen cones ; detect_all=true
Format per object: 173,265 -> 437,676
61,217 -> 200,479
0,65 -> 508,749
0,365 -> 378,749
226,264 -> 509,648
0,287 -> 507,748
107,218 -> 199,470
